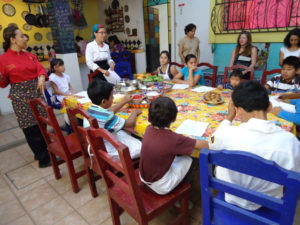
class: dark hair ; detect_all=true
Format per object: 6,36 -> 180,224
160,50 -> 171,62
283,28 -> 300,48
50,58 -> 64,73
2,26 -> 19,52
230,70 -> 243,79
232,81 -> 269,112
282,56 -> 300,70
185,54 -> 196,64
87,79 -> 114,105
184,23 -> 196,35
108,35 -> 121,44
149,97 -> 178,128
235,31 -> 253,57
75,36 -> 83,42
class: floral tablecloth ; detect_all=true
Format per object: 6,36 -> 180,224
62,89 -> 295,158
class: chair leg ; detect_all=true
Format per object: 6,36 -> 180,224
180,195 -> 189,225
108,198 -> 121,225
66,159 -> 80,193
86,166 -> 98,197
49,152 -> 61,179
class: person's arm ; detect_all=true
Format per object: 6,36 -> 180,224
69,83 -> 75,94
195,140 -> 209,149
273,102 -> 300,126
85,43 -> 100,72
178,43 -> 185,63
245,47 -> 258,73
0,66 -> 9,88
170,65 -> 178,80
188,67 -> 201,88
31,54 -> 47,93
107,48 -> 115,71
227,99 -> 236,122
173,71 -> 188,84
279,51 -> 284,66
279,92 -> 300,100
229,47 -> 236,67
124,109 -> 142,128
109,95 -> 133,114
196,45 -> 200,64
50,82 -> 71,96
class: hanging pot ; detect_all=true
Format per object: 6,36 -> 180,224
112,0 -> 119,10
25,4 -> 36,26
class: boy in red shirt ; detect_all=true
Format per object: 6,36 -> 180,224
139,97 -> 208,195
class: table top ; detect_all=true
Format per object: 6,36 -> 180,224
62,88 -> 295,157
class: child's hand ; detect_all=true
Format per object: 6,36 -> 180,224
217,84 -> 223,90
123,94 -> 133,103
227,98 -> 236,121
188,65 -> 197,72
132,109 -> 142,115
270,106 -> 282,116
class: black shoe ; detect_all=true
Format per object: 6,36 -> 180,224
39,161 -> 52,168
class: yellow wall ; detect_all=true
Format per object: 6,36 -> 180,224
209,0 -> 291,44
0,2 -> 52,46
70,0 -> 100,41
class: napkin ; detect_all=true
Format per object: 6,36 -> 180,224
192,86 -> 216,93
172,84 -> 189,89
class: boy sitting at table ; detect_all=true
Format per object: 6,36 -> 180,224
139,96 -> 208,195
85,79 -> 142,159
209,81 -> 300,210
217,69 -> 243,90
265,56 -> 300,93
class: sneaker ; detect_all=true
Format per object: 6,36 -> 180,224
39,161 -> 52,168
174,200 -> 193,210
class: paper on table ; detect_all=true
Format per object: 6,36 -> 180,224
74,91 -> 91,104
172,84 -> 189,89
269,96 -> 296,113
192,86 -> 216,93
175,119 -> 209,137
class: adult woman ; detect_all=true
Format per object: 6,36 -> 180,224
108,35 -> 124,53
229,31 -> 257,80
178,23 -> 200,64
279,28 -> 300,66
0,26 -> 50,168
85,24 -> 117,82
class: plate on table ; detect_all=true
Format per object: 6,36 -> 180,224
203,91 -> 224,105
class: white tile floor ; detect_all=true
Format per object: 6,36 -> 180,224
0,112 -> 299,225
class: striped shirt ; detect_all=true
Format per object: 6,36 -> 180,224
266,75 -> 300,93
86,104 -> 125,133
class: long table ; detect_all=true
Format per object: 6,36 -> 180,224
62,89 -> 295,157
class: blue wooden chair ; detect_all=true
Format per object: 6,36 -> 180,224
115,61 -> 133,80
111,52 -> 120,64
199,148 -> 300,225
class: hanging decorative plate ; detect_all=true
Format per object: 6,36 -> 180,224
46,32 -> 53,41
124,5 -> 129,12
2,4 -> 16,17
126,27 -> 130,35
23,24 -> 32,31
125,15 -> 130,23
34,32 -> 43,41
22,11 -> 29,19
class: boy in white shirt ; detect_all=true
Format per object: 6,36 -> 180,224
208,81 -> 300,211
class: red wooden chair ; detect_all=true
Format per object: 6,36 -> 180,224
88,70 -> 100,83
198,62 -> 218,87
224,65 -> 254,84
29,98 -> 86,193
66,107 -> 102,197
261,68 -> 281,85
86,127 -> 191,225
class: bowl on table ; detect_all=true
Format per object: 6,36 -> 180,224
146,91 -> 161,102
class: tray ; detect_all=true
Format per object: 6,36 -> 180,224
203,91 -> 224,105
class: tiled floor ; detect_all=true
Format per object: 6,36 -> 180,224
0,112 -> 300,225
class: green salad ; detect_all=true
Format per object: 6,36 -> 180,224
142,75 -> 164,82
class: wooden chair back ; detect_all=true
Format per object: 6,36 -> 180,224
261,69 -> 281,85
224,65 -> 254,84
198,62 -> 218,87
199,148 -> 300,225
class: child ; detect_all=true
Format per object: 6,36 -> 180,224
154,51 -> 178,81
217,70 -> 243,90
209,81 -> 300,211
49,59 -> 75,103
265,56 -> 300,93
173,54 -> 205,88
139,96 -> 208,195
85,79 -> 141,159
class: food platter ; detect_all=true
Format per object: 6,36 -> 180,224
203,91 -> 224,105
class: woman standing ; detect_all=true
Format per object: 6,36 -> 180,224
178,23 -> 200,64
229,31 -> 257,80
0,26 -> 50,168
85,24 -> 117,82
279,28 -> 300,66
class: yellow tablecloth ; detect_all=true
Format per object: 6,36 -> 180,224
62,89 -> 295,157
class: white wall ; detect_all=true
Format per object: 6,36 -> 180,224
171,0 -> 213,64
152,4 -> 169,53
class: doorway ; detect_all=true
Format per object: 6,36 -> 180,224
143,0 -> 171,72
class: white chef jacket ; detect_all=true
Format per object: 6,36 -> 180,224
209,118 -> 300,211
85,40 -> 114,72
